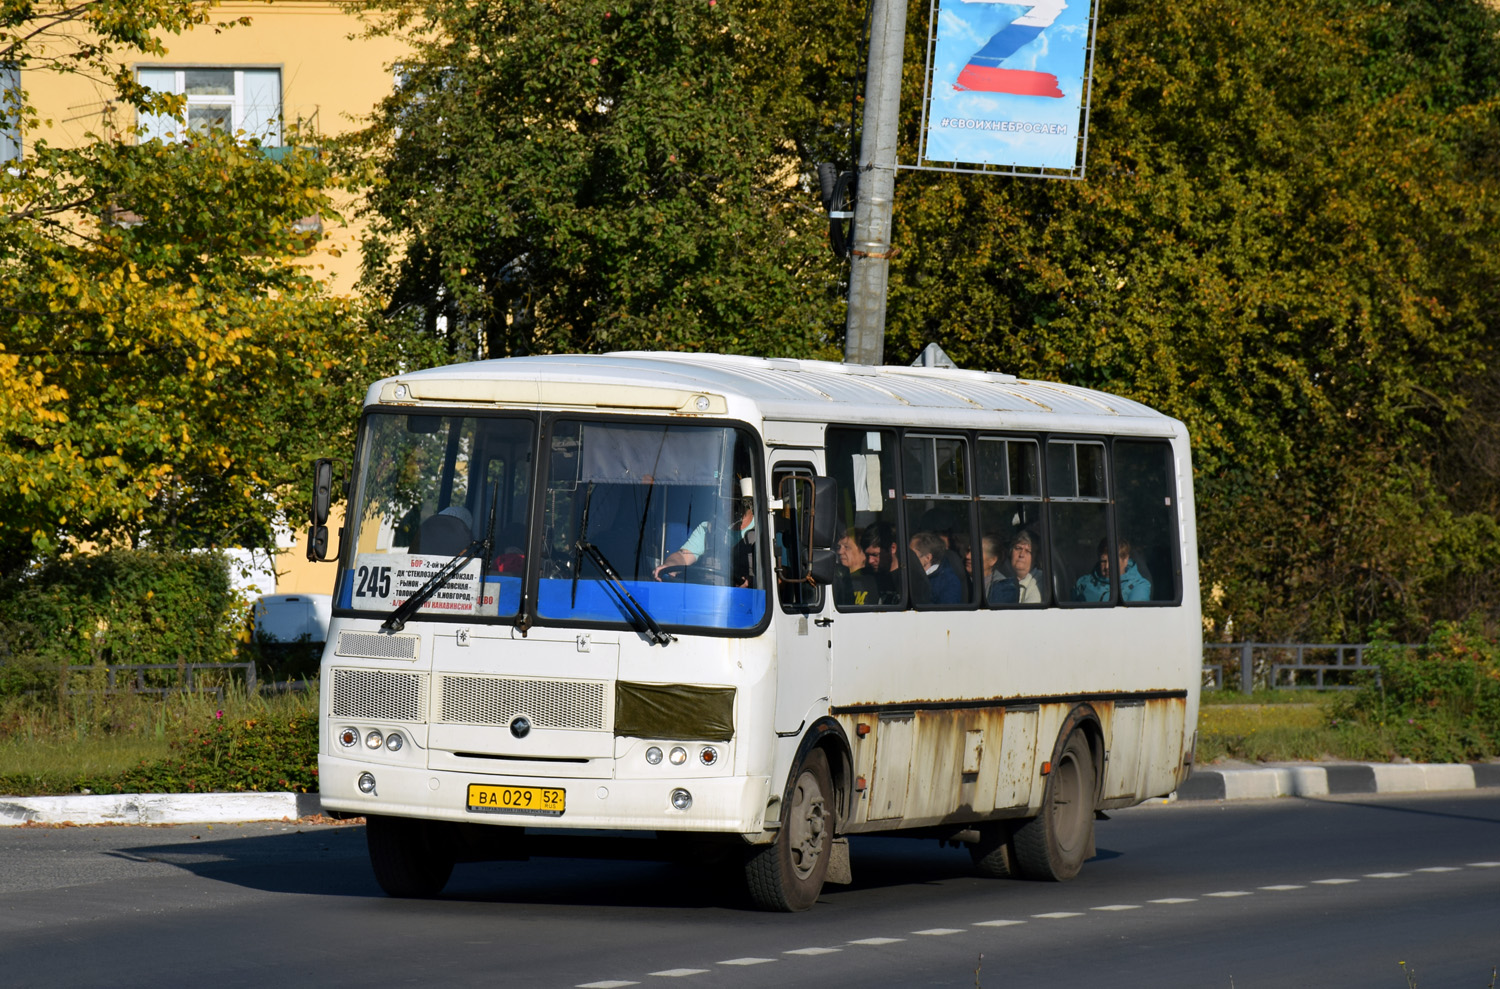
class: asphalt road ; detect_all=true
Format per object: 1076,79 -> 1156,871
2,792 -> 1497,988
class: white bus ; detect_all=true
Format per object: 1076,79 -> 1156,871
310,352 -> 1201,910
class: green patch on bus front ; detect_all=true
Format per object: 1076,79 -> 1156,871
614,682 -> 735,742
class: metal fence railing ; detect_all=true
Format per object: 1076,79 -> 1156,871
1202,643 -> 1406,693
61,662 -> 259,699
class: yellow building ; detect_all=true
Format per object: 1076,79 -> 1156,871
19,1 -> 407,598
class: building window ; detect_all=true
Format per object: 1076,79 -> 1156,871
137,67 -> 281,145
1,63 -> 20,162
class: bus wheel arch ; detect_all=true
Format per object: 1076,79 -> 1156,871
1013,705 -> 1103,882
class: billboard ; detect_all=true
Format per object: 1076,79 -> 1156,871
920,0 -> 1098,175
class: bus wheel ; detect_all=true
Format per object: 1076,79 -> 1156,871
1013,730 -> 1095,881
365,814 -> 455,897
745,748 -> 834,911
968,821 -> 1016,878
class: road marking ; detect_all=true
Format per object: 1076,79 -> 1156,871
1032,911 -> 1083,919
717,958 -> 775,966
1416,866 -> 1460,873
848,937 -> 905,945
1149,898 -> 1196,904
1092,904 -> 1141,911
912,928 -> 964,936
785,947 -> 842,956
648,970 -> 708,978
975,919 -> 1027,927
578,982 -> 639,988
1365,872 -> 1409,879
1204,891 -> 1252,898
1471,862 -> 1500,868
1311,878 -> 1358,885
1259,885 -> 1304,891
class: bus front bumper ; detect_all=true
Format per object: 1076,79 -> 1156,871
319,755 -> 772,834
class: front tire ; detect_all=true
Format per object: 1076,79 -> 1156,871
1013,729 -> 1096,881
745,748 -> 835,911
365,814 -> 456,897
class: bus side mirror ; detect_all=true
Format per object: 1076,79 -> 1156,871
777,475 -> 839,586
308,458 -> 336,562
810,477 -> 838,551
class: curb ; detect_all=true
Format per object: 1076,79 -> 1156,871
0,792 -> 323,827
1174,763 -> 1500,802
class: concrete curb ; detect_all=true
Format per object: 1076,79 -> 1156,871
1174,763 -> 1500,802
0,792 -> 323,827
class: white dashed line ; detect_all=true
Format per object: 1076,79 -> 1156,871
848,937 -> 905,945
912,928 -> 964,936
1365,872 -> 1410,879
1312,878 -> 1358,885
578,982 -> 639,988
1204,891 -> 1252,898
975,919 -> 1027,927
1092,904 -> 1141,911
1416,866 -> 1460,873
1149,897 -> 1196,904
648,970 -> 707,978
1259,885 -> 1304,891
1033,911 -> 1083,919
785,947 -> 842,956
1471,862 -> 1500,868
717,958 -> 775,967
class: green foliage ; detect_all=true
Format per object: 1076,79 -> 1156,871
0,549 -> 242,697
1332,620 -> 1500,761
92,707 -> 319,794
345,0 -> 863,360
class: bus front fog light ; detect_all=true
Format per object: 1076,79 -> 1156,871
358,773 -> 377,794
668,746 -> 687,766
385,732 -> 404,752
645,746 -> 663,765
670,788 -> 693,811
365,730 -> 383,750
338,727 -> 358,748
699,746 -> 718,767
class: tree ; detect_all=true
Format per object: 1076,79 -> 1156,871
0,1 -> 431,572
344,0 -> 863,361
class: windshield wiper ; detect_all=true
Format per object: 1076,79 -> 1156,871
576,538 -> 675,647
382,485 -> 498,633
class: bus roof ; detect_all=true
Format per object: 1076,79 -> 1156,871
368,352 -> 1180,433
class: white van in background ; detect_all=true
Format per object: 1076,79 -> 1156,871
253,594 -> 332,644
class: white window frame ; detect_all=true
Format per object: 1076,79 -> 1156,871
136,66 -> 282,145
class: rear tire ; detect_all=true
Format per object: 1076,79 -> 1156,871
1013,729 -> 1096,881
366,814 -> 455,897
745,748 -> 834,911
968,821 -> 1016,879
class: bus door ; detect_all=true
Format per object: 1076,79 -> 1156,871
770,452 -> 831,736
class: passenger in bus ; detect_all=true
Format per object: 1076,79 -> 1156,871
860,522 -> 913,605
989,529 -> 1045,605
967,533 -> 1002,600
1074,537 -> 1151,602
911,530 -> 962,604
834,530 -> 876,606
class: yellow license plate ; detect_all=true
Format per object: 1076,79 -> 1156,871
467,783 -> 565,816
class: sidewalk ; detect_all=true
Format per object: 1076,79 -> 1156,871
4,762 -> 1500,826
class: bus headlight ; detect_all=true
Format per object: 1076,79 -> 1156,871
385,732 -> 404,752
365,730 -> 384,750
670,788 -> 693,811
358,773 -> 377,794
338,727 -> 359,748
698,746 -> 719,767
668,746 -> 688,766
645,746 -> 663,765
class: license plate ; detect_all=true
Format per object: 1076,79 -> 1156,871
466,783 -> 565,816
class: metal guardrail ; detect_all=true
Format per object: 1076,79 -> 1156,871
1203,642 -> 1404,693
61,662 -> 259,698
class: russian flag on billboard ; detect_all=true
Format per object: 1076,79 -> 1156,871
954,0 -> 1067,97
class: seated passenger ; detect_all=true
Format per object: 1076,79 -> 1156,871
989,529 -> 1045,605
834,530 -> 876,606
1074,537 -> 1151,602
910,530 -> 962,604
860,522 -> 904,606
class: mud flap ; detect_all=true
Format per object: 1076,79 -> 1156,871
825,837 -> 852,885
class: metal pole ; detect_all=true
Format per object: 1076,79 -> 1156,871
843,0 -> 908,367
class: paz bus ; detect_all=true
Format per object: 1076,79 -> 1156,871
309,352 -> 1201,910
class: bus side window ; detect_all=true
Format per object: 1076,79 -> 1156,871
1048,440 -> 1112,605
1113,440 -> 1179,604
977,436 -> 1049,607
773,463 -> 823,613
901,433 -> 974,608
826,427 -> 902,611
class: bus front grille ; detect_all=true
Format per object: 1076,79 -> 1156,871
331,668 -> 427,722
336,631 -> 420,661
438,675 -> 608,731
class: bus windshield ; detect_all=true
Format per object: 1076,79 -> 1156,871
339,412 -> 766,633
